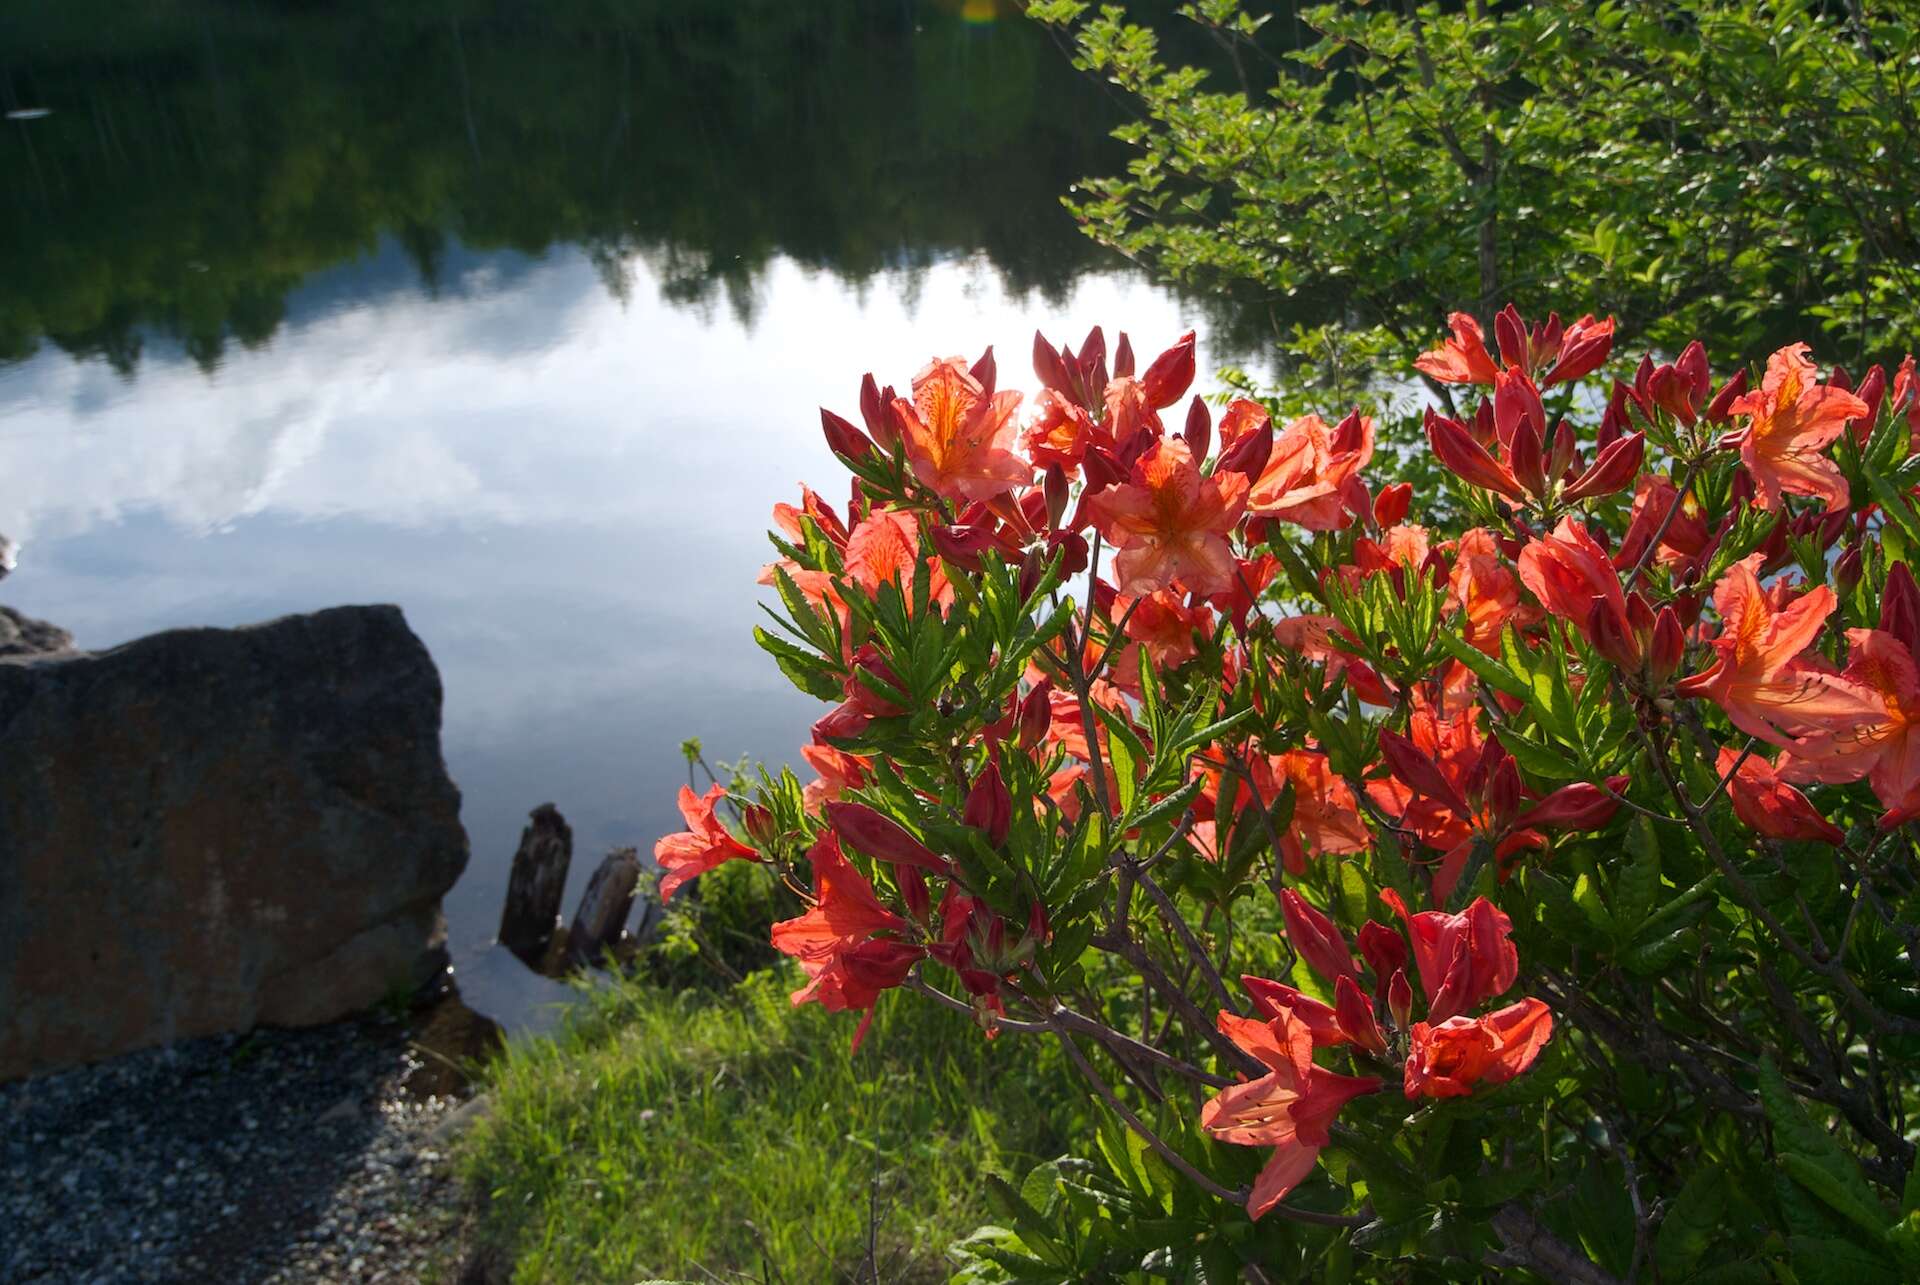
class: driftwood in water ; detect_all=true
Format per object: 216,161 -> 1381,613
564,847 -> 641,969
497,803 -> 573,967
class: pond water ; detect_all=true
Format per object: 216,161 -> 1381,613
0,1 -> 1262,1025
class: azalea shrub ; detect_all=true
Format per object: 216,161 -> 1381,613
655,313 -> 1920,1282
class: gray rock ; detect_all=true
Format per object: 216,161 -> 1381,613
0,604 -> 73,657
0,605 -> 469,1081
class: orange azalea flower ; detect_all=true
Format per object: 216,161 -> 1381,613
1403,998 -> 1553,1099
1446,528 -> 1522,653
1354,523 -> 1433,576
1517,517 -> 1626,642
1022,387 -> 1109,471
771,833 -> 921,1049
1674,555 -> 1879,747
1103,375 -> 1163,445
1119,587 -> 1211,669
1267,750 -> 1371,874
1198,749 -> 1369,873
1364,701 -> 1568,904
1378,889 -> 1518,1023
1086,437 -> 1249,596
1719,343 -> 1868,511
1216,398 -> 1272,452
1414,312 -> 1501,386
800,743 -> 872,814
1777,629 -> 1920,822
1247,410 -> 1375,529
841,509 -> 952,607
1201,1008 -> 1382,1218
653,783 -> 759,900
769,484 -> 850,550
1718,747 -> 1843,846
893,355 -> 1032,502
1615,474 -> 1710,573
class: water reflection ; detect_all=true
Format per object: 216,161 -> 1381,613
0,240 -> 1208,1019
1,0 -> 1164,373
0,0 -> 1277,1022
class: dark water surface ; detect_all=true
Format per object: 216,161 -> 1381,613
0,1 -> 1249,1025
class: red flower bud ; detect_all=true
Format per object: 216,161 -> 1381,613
1489,755 -> 1524,826
1562,432 -> 1644,502
963,758 -> 1014,848
1374,481 -> 1413,529
1017,681 -> 1052,753
1356,919 -> 1408,989
1078,325 -> 1109,400
1513,778 -> 1626,831
928,523 -> 996,573
742,804 -> 778,849
1597,380 -> 1630,450
1834,546 -> 1864,593
1426,410 -> 1524,501
1704,368 -> 1749,425
859,374 -> 901,449
1495,305 -> 1530,373
1507,413 -> 1546,498
826,801 -> 949,873
1548,418 -> 1577,483
1587,597 -> 1641,670
1648,605 -> 1686,688
899,866 -> 931,921
1380,729 -> 1472,815
1215,420 -> 1273,480
1032,331 -> 1075,398
1141,331 -> 1197,409
1182,395 -> 1211,462
1335,975 -> 1389,1055
820,407 -> 874,461
1854,365 -> 1887,444
1043,463 -> 1070,530
1027,899 -> 1051,945
970,345 -> 997,399
1113,331 -> 1135,379
1388,968 -> 1413,1030
1281,889 -> 1358,983
1883,562 -> 1920,639
1080,447 -> 1121,494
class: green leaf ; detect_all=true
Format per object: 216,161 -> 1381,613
1107,725 -> 1138,816
1131,777 -> 1205,835
751,626 -> 843,701
1761,1057 -> 1888,1238
1656,1166 -> 1728,1278
1436,631 -> 1531,701
983,1173 -> 1071,1269
1572,872 -> 1613,936
1613,815 -> 1663,933
1783,1156 -> 1894,1241
1496,730 -> 1582,781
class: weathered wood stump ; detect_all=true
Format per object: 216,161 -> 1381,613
497,804 -> 573,967
564,847 -> 641,970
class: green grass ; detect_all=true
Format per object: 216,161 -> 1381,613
457,968 -> 1080,1283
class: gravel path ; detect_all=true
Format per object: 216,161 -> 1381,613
1,1017 -> 473,1284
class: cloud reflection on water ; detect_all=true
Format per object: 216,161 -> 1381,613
0,242 -> 1200,1020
